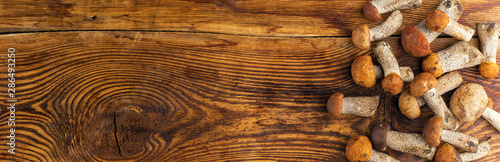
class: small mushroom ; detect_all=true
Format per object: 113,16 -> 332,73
410,72 -> 461,130
423,116 -> 478,152
422,41 -> 484,77
351,55 -> 414,88
370,122 -> 436,160
363,0 -> 421,22
346,135 -> 400,162
459,141 -> 491,161
374,41 -> 403,95
426,9 -> 474,41
398,71 -> 463,119
401,0 -> 464,57
478,22 -> 499,79
327,92 -> 380,118
352,10 -> 403,50
435,141 -> 491,162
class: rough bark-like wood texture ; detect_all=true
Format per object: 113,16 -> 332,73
0,32 -> 499,161
0,0 -> 499,36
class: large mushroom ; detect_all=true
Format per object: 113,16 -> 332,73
425,9 -> 474,41
374,41 -> 403,95
423,116 -> 478,152
345,135 -> 400,162
352,10 -> 403,50
370,122 -> 436,160
478,22 -> 499,79
351,55 -> 414,88
327,92 -> 380,118
422,41 -> 484,78
435,142 -> 491,162
363,0 -> 421,22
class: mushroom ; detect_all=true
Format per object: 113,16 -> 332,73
363,0 -> 421,22
426,9 -> 474,41
398,71 -> 462,119
351,55 -> 414,88
352,10 -> 403,50
422,41 -> 484,77
327,92 -> 380,118
478,22 -> 499,79
374,41 -> 403,95
435,142 -> 491,162
401,0 -> 464,57
423,116 -> 478,152
346,135 -> 400,162
370,122 -> 436,160
410,72 -> 461,130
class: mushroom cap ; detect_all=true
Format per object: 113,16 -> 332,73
351,55 -> 377,88
409,72 -> 437,97
371,122 -> 391,151
450,83 -> 488,123
346,135 -> 373,162
363,2 -> 381,22
435,143 -> 462,162
426,9 -> 449,32
327,92 -> 344,118
401,24 -> 431,57
382,73 -> 404,95
398,89 -> 421,119
352,24 -> 371,50
423,116 -> 443,147
479,62 -> 499,79
422,53 -> 445,77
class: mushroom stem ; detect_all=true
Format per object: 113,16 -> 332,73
443,20 -> 474,41
439,41 -> 484,74
441,129 -> 479,152
459,141 -> 491,161
478,23 -> 499,63
415,0 -> 464,43
482,108 -> 500,132
369,150 -> 400,162
341,96 -> 380,117
416,71 -> 463,106
374,65 -> 414,82
369,10 -> 403,41
370,0 -> 421,15
386,131 -> 436,160
423,88 -> 461,130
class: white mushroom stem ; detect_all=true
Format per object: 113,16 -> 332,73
415,0 -> 464,43
416,71 -> 463,106
386,131 -> 436,160
482,108 -> 500,132
441,129 -> 479,153
369,150 -> 400,162
423,88 -> 462,130
369,10 -> 403,41
370,0 -> 421,14
374,42 -> 400,77
342,96 -> 380,117
459,141 -> 491,161
478,23 -> 499,63
443,20 -> 475,41
437,41 -> 485,73
374,65 -> 414,82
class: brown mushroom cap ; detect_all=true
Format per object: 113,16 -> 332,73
352,24 -> 371,50
363,2 -> 381,22
401,24 -> 431,57
422,53 -> 445,77
398,89 -> 421,119
423,116 -> 444,147
409,72 -> 437,97
371,122 -> 391,151
346,135 -> 373,162
351,55 -> 377,87
426,9 -> 450,32
435,143 -> 462,162
479,62 -> 499,79
382,73 -> 404,95
450,83 -> 488,123
327,92 -> 344,118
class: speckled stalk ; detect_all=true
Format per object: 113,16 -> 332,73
369,10 -> 403,41
482,108 -> 500,132
459,141 -> 490,161
342,96 -> 380,117
441,129 -> 479,153
370,0 -> 421,14
438,41 -> 484,73
443,20 -> 474,41
386,131 -> 436,160
416,0 -> 464,43
374,65 -> 414,82
369,150 -> 400,162
477,23 -> 499,63
417,71 -> 463,106
423,88 -> 462,130
374,42 -> 400,77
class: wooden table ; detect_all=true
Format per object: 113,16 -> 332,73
0,0 -> 499,161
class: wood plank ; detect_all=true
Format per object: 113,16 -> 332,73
0,0 -> 498,36
0,31 -> 499,161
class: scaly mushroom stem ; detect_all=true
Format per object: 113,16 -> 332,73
374,41 -> 403,95
482,108 -> 500,132
386,131 -> 436,160
478,23 -> 499,79
443,20 -> 474,41
353,11 -> 403,50
327,93 -> 380,118
422,41 -> 484,77
363,0 -> 420,22
459,141 -> 491,161
423,88 -> 461,130
369,150 -> 400,162
416,71 -> 463,106
441,129 -> 479,152
374,65 -> 414,82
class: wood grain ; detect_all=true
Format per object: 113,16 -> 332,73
0,31 -> 499,161
0,0 -> 499,36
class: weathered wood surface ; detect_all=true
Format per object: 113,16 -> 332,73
0,0 -> 499,36
0,32 -> 499,161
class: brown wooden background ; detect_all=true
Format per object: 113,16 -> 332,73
0,0 -> 499,161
